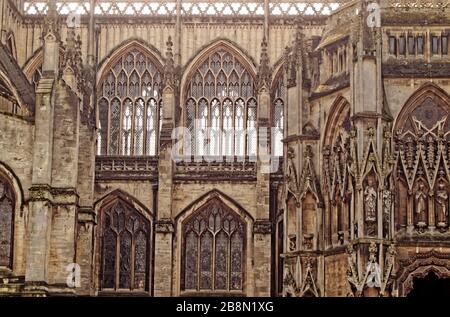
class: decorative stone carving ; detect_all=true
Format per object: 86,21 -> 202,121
253,219 -> 271,234
155,218 -> 175,233
415,182 -> 428,229
435,181 -> 448,230
256,37 -> 271,91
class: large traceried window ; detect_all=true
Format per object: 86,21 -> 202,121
272,72 -> 285,157
181,199 -> 246,293
185,47 -> 257,157
0,174 -> 14,269
100,199 -> 151,292
98,48 -> 163,156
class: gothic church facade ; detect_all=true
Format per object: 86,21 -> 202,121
0,0 -> 450,297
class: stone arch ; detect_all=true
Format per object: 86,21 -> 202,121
393,83 -> 450,232
96,41 -> 165,156
394,83 -> 450,132
396,250 -> 450,296
174,189 -> 254,295
322,96 -> 351,147
0,161 -> 24,271
93,189 -> 153,293
180,39 -> 258,105
97,38 -> 164,86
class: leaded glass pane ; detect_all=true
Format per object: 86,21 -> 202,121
122,99 -> 133,155
223,100 -> 234,156
273,98 -> 284,157
182,199 -> 245,293
200,232 -> 213,289
134,99 -> 145,155
134,230 -> 147,290
185,230 -> 198,290
185,47 -> 257,157
110,99 -> 121,155
97,48 -> 163,155
0,178 -> 13,268
230,232 -> 243,290
234,99 -> 245,156
101,201 -> 151,291
210,99 -> 221,156
214,231 -> 228,290
146,99 -> 157,155
98,98 -> 109,155
102,229 -> 116,289
247,99 -> 257,156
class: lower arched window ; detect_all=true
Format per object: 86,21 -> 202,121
0,174 -> 14,268
181,199 -> 246,293
100,199 -> 151,292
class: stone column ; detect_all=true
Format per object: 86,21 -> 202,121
154,37 -> 176,296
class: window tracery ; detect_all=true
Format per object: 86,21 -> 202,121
100,199 -> 151,291
98,49 -> 163,156
181,199 -> 245,292
0,175 -> 15,268
185,48 -> 257,157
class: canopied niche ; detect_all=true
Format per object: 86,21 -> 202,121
323,97 -> 352,245
394,84 -> 450,233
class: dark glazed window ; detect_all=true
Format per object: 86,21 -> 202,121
101,200 -> 151,291
432,36 -> 440,55
0,175 -> 14,268
408,36 -> 415,55
399,36 -> 406,55
389,36 -> 397,55
442,36 -> 448,55
417,36 -> 425,55
181,199 -> 245,292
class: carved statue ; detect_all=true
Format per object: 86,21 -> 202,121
415,182 -> 428,227
382,189 -> 392,238
364,178 -> 377,222
435,182 -> 448,228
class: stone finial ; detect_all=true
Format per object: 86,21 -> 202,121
256,36 -> 271,90
163,36 -> 175,87
42,0 -> 60,40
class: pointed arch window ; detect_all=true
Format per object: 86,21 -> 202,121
181,199 -> 246,293
272,73 -> 285,157
100,199 -> 151,292
97,48 -> 163,156
0,174 -> 15,269
185,48 -> 257,157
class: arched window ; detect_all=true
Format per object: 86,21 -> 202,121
100,199 -> 151,291
394,85 -> 450,233
185,48 -> 257,157
272,72 -> 285,157
0,174 -> 15,269
98,48 -> 163,156
181,199 -> 246,293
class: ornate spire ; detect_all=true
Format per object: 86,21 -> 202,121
163,36 -> 176,88
256,36 -> 271,90
42,0 -> 60,40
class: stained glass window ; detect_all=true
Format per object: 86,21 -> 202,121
97,48 -> 163,156
101,200 -> 151,291
181,199 -> 245,292
185,48 -> 257,157
0,175 -> 14,268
